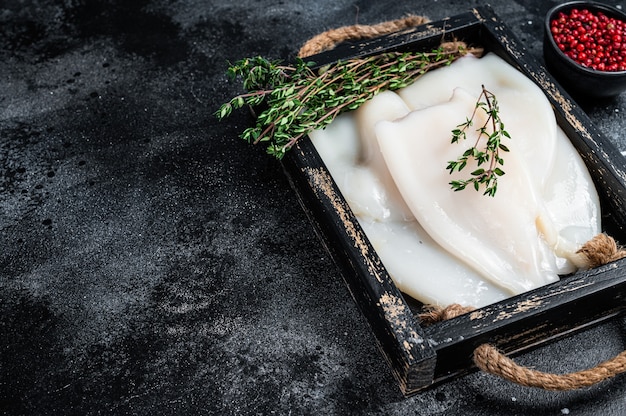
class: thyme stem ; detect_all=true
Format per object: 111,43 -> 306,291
446,85 -> 511,197
217,45 -> 481,159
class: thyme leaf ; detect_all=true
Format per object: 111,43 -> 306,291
446,85 -> 511,197
217,45 -> 479,159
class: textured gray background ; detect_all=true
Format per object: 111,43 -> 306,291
1,1 -> 626,415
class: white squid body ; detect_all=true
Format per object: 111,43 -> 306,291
309,53 -> 600,307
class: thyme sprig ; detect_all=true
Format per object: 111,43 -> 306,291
446,85 -> 511,197
216,45 -> 478,159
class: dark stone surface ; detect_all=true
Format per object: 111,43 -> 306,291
1,1 -> 625,415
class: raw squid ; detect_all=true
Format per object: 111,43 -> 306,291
309,52 -> 600,307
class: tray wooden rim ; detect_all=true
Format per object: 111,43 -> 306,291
281,5 -> 626,396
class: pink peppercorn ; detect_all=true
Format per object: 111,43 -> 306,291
550,8 -> 626,71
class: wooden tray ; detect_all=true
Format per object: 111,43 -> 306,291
280,5 -> 626,396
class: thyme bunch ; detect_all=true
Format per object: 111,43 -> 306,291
446,85 -> 511,197
217,46 -> 476,159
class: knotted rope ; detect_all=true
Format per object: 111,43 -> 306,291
577,232 -> 626,267
297,15 -> 626,391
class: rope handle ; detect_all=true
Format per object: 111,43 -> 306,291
422,233 -> 626,390
474,344 -> 626,390
298,15 -> 430,58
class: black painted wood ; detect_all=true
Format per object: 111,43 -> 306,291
281,5 -> 626,396
281,141 -> 437,394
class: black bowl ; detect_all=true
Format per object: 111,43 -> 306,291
543,1 -> 626,98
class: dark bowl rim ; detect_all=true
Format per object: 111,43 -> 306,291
544,0 -> 626,76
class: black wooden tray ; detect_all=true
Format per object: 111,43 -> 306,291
280,5 -> 626,396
